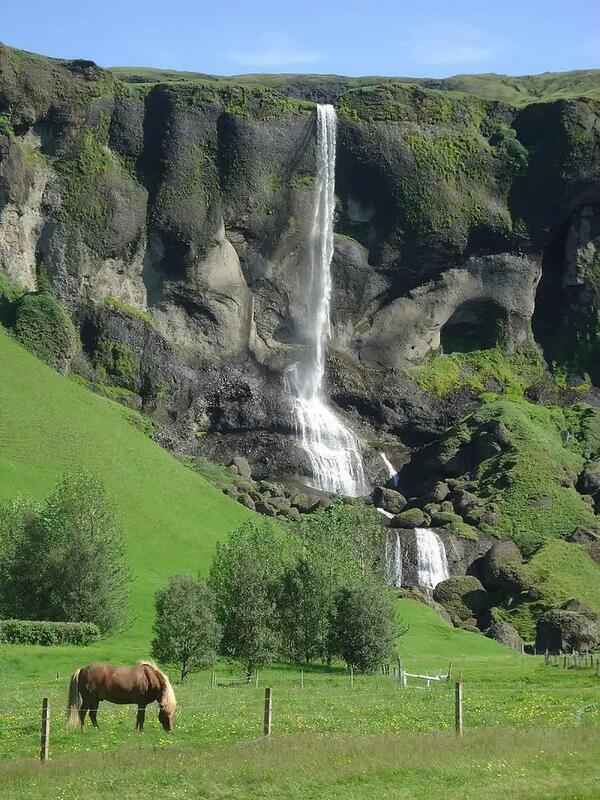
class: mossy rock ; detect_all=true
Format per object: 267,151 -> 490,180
373,486 -> 407,515
93,338 -> 139,391
390,508 -> 427,529
480,540 -> 530,595
433,575 -> 491,626
440,520 -> 480,540
430,511 -> 463,527
14,292 -> 78,372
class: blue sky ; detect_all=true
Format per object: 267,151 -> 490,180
2,0 -> 598,77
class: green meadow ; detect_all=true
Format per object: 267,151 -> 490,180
1,331 -> 600,798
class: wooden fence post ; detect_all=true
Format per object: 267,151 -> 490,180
263,687 -> 272,737
447,662 -> 453,682
255,670 -> 259,689
210,670 -> 216,689
350,665 -> 354,689
455,678 -> 463,737
300,670 -> 304,689
40,698 -> 50,762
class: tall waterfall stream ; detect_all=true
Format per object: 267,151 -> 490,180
286,104 -> 366,497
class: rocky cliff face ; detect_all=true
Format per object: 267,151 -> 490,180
1,46 -> 600,486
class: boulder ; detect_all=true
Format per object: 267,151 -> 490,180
255,501 -> 278,517
535,601 -> 600,653
428,481 -> 450,503
480,541 -> 529,596
269,496 -> 291,513
433,576 -> 491,627
230,456 -> 252,479
237,493 -> 256,511
568,527 -> 600,545
373,486 -> 408,515
390,508 -> 427,529
286,507 -> 302,522
430,511 -> 463,527
577,461 -> 600,496
452,489 -> 483,515
290,493 -> 320,514
259,480 -> 286,497
223,485 -> 239,499
486,621 -> 524,651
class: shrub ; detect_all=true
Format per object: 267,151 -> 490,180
14,292 -> 77,371
0,619 -> 100,646
0,472 -> 129,632
329,582 -> 398,672
152,576 -> 220,682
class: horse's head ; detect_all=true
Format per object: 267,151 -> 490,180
158,705 -> 175,732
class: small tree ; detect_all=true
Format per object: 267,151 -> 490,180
209,520 -> 292,677
152,576 -> 220,682
330,582 -> 399,672
276,558 -> 331,663
0,472 -> 129,631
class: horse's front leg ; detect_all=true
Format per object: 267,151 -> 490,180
89,703 -> 99,728
78,707 -> 88,729
135,705 -> 146,732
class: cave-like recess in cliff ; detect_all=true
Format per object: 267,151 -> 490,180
440,300 -> 507,354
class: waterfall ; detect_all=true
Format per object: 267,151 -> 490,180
380,452 -> 399,487
414,528 -> 449,590
385,531 -> 403,587
285,104 -> 366,497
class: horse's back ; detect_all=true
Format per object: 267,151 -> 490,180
79,662 -> 161,704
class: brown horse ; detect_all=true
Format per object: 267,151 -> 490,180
67,661 -> 176,731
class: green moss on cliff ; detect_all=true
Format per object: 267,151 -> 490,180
524,539 -> 600,617
411,347 -> 546,398
474,400 -> 596,553
56,125 -> 131,253
94,338 -> 139,390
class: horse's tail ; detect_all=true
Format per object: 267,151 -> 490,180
139,661 -> 176,714
66,668 -> 82,728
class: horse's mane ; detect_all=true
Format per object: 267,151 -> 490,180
137,660 -> 176,713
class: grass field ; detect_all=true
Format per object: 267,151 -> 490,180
0,331 -> 250,647
2,332 -> 600,797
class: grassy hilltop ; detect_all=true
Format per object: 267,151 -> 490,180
110,65 -> 600,106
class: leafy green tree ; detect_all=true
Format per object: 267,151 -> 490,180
289,502 -> 388,663
209,520 -> 292,677
276,558 -> 331,663
0,472 -> 129,631
329,582 -> 399,673
152,575 -> 220,682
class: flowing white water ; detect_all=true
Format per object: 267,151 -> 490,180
379,452 -> 399,487
385,531 -> 403,587
286,104 -> 366,497
414,528 -> 449,590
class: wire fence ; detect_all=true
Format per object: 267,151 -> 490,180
2,657 -> 600,763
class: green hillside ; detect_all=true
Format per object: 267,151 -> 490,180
0,331 -> 250,646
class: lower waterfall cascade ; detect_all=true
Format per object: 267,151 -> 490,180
414,528 -> 449,590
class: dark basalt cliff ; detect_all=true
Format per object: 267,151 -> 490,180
1,45 -> 600,489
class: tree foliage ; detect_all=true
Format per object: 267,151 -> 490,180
0,472 -> 129,631
209,504 -> 400,673
152,575 -> 220,682
330,582 -> 398,672
208,520 -> 293,675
